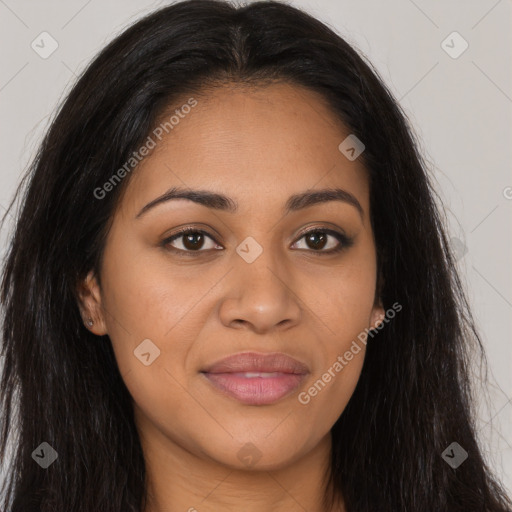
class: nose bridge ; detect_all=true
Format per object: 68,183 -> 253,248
240,250 -> 287,298
218,237 -> 302,332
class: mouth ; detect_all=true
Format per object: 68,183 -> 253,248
200,352 -> 309,405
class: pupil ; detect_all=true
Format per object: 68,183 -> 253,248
184,232 -> 203,250
307,232 -> 326,250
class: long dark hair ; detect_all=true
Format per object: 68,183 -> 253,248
1,1 -> 510,510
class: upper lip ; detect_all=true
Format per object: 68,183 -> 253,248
202,352 -> 309,375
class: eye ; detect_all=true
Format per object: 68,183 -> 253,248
162,228 -> 221,254
161,226 -> 353,257
291,228 -> 352,254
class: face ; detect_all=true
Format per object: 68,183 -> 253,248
78,82 -> 384,471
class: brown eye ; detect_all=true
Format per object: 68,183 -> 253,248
304,231 -> 328,250
163,229 -> 220,253
291,228 -> 352,254
182,232 -> 205,250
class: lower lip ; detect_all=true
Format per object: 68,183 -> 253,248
202,372 -> 307,405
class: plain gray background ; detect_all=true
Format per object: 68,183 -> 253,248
1,0 -> 511,495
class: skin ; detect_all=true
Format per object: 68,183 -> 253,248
77,82 -> 385,512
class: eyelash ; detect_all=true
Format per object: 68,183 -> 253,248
161,226 -> 354,257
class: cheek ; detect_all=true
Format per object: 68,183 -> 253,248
98,246 -> 196,376
316,258 -> 377,336
98,245 -> 220,415
100,237 -> 213,336
100,265 -> 200,436
301,254 -> 375,419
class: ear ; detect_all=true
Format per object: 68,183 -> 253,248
370,268 -> 385,329
369,297 -> 385,330
76,270 -> 108,335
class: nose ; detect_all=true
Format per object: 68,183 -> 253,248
218,250 -> 302,334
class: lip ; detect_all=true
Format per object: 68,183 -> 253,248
202,352 -> 309,374
201,352 -> 309,405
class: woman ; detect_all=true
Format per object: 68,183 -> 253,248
1,1 -> 510,511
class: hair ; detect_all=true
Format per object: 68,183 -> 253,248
0,0 -> 510,510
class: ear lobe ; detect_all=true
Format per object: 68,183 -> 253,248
76,270 -> 108,335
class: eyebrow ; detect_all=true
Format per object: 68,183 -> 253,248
135,186 -> 364,220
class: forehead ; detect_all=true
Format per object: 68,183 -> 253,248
121,82 -> 370,217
